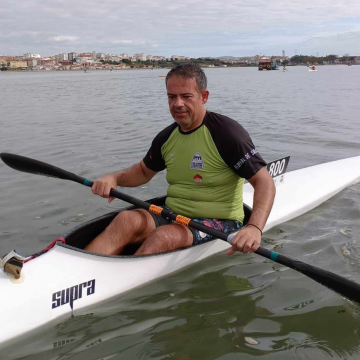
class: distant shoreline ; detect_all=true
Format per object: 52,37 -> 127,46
1,63 -> 355,73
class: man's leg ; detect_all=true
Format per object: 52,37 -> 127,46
133,217 -> 242,255
135,223 -> 193,255
84,209 -> 156,255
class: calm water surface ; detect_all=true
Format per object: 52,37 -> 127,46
0,66 -> 360,359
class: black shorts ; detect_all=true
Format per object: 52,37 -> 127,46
149,207 -> 243,245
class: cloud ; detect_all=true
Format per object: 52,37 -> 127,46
51,36 -> 78,42
302,30 -> 360,55
111,40 -> 134,44
1,0 -> 360,56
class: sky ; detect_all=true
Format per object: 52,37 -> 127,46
1,0 -> 360,58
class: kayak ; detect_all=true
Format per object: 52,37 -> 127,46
1,155 -> 360,347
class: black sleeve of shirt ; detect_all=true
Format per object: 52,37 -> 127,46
143,123 -> 178,172
204,112 -> 267,179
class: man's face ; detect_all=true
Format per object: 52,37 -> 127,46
166,75 -> 209,132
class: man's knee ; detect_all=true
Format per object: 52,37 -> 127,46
139,224 -> 193,254
111,210 -> 134,227
112,209 -> 146,225
110,209 -> 155,236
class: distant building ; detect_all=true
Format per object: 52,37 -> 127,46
37,59 -> 58,69
147,55 -> 167,61
92,51 -> 97,60
68,52 -> 78,61
58,53 -> 68,61
171,55 -> 189,60
23,53 -> 41,59
134,53 -> 146,61
74,57 -> 93,64
7,60 -> 28,68
27,59 -> 37,67
247,57 -> 259,65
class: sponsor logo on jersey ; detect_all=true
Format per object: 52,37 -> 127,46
52,279 -> 96,310
193,174 -> 203,184
234,149 -> 258,170
190,153 -> 205,170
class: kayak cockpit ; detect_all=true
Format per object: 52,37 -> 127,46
63,195 -> 252,255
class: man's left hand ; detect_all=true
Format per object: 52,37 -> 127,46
226,226 -> 262,255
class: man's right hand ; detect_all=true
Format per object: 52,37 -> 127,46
91,173 -> 118,203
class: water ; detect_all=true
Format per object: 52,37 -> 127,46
0,66 -> 360,359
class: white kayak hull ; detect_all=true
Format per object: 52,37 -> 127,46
1,155 -> 360,347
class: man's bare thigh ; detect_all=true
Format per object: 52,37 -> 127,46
135,223 -> 193,255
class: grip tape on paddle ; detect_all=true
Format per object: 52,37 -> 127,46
149,205 -> 163,215
175,215 -> 191,226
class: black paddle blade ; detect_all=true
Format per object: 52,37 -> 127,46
0,153 -> 84,184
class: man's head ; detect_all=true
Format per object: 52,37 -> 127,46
165,63 -> 207,93
166,63 -> 209,132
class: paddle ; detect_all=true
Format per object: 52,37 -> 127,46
2,152 -> 360,304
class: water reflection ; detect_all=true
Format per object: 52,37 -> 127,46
4,265 -> 360,360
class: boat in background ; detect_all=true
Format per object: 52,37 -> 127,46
258,57 -> 280,70
271,62 -> 280,70
258,57 -> 272,70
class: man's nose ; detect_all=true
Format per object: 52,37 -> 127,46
174,96 -> 184,107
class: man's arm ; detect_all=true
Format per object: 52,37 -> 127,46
227,167 -> 276,255
91,160 -> 158,203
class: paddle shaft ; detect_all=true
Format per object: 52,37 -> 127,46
2,152 -> 360,303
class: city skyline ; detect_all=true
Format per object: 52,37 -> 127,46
3,51 -> 355,61
2,0 -> 360,57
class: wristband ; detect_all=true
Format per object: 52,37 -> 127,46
246,223 -> 263,235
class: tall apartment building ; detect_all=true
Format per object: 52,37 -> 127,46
68,52 -> 78,61
58,53 -> 68,61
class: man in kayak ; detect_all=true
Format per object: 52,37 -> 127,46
85,63 -> 276,256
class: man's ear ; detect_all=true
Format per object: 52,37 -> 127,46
202,90 -> 209,104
